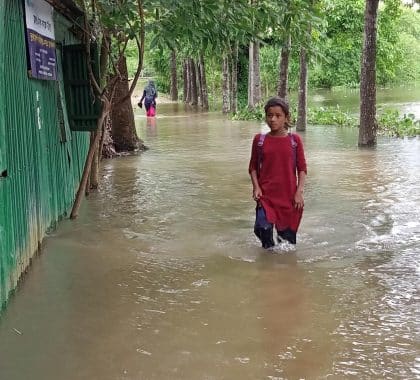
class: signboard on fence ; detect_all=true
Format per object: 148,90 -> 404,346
24,0 -> 57,80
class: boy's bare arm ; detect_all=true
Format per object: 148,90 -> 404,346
297,171 -> 306,193
294,171 -> 306,209
250,170 -> 262,200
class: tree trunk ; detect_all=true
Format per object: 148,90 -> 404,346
90,131 -> 101,188
247,45 -> 251,106
222,55 -> 231,114
277,34 -> 291,99
231,43 -> 238,114
170,49 -> 178,101
182,59 -> 188,102
229,50 -> 233,112
101,115 -> 118,158
71,101 -> 110,219
199,55 -> 209,111
86,32 -> 110,186
184,59 -> 191,103
86,132 -> 94,195
254,42 -> 261,105
189,58 -> 198,106
248,41 -> 261,109
110,56 -> 139,152
99,32 -> 110,87
359,0 -> 379,147
197,60 -> 204,108
296,47 -> 308,132
195,59 -> 202,107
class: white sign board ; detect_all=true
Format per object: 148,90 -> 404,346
24,0 -> 57,80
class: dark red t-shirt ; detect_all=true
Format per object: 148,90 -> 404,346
249,133 -> 307,232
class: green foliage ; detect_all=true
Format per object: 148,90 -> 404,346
123,0 -> 420,109
309,0 -> 364,88
146,48 -> 171,92
306,107 -> 420,137
148,0 -> 254,55
399,6 -> 420,39
91,0 -> 420,89
394,8 -> 420,82
236,46 -> 249,109
76,0 -> 153,87
307,0 -> 420,88
378,109 -> 420,137
307,106 -> 357,127
233,104 -> 357,126
395,34 -> 420,82
232,104 -> 264,121
125,40 -> 138,76
376,0 -> 403,85
260,46 -> 279,97
205,62 -> 223,98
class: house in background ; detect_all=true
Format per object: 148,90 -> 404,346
0,0 -> 100,309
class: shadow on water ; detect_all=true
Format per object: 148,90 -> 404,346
0,96 -> 419,379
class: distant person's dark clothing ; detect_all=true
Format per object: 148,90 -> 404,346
138,80 -> 158,116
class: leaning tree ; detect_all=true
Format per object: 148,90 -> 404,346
70,0 -> 146,218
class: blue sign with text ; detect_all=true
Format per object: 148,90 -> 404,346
25,0 -> 57,80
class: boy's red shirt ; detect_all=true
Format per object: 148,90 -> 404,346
249,133 -> 307,232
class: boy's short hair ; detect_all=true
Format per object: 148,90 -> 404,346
264,97 -> 290,118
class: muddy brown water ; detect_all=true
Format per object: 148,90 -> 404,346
0,101 -> 419,380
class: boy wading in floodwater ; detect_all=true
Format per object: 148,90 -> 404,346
249,97 -> 307,248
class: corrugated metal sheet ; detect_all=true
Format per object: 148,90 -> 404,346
0,0 -> 90,309
0,0 -> 7,306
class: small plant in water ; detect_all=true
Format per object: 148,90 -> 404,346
307,105 -> 357,127
377,109 -> 420,137
232,104 -> 264,121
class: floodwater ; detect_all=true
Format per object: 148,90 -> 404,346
306,83 -> 420,118
0,97 -> 419,379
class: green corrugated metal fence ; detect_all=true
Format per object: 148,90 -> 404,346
0,0 -> 7,306
0,0 -> 90,310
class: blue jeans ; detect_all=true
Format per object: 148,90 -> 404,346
254,206 -> 275,249
254,206 -> 297,248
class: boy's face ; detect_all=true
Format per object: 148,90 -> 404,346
265,106 -> 289,133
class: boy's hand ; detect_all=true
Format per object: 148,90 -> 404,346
294,189 -> 304,209
253,187 -> 263,202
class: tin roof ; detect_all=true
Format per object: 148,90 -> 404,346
45,0 -> 84,22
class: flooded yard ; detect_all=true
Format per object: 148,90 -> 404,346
0,100 -> 419,379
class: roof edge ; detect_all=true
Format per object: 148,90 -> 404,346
45,0 -> 84,22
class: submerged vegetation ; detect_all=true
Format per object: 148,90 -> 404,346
233,104 -> 420,137
377,109 -> 420,137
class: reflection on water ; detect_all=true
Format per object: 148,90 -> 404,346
0,101 -> 419,380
